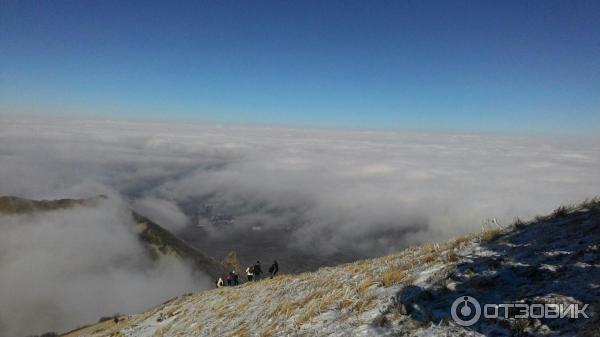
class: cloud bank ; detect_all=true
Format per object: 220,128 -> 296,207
0,118 -> 598,333
1,119 -> 599,252
0,197 -> 210,336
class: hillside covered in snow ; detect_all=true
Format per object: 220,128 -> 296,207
61,199 -> 600,337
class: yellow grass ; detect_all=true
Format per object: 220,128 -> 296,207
445,250 -> 458,263
295,304 -> 318,325
382,269 -> 407,286
260,322 -> 279,337
232,325 -> 249,337
419,253 -> 437,264
357,276 -> 377,295
352,294 -> 376,313
338,297 -> 353,310
421,243 -> 435,254
153,322 -> 173,337
481,228 -> 501,242
449,235 -> 469,248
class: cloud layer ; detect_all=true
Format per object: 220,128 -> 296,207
0,197 -> 210,336
1,119 -> 599,253
0,118 -> 599,334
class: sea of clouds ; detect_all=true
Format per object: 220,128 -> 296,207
0,118 -> 599,335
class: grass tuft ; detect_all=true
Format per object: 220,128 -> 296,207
481,228 -> 501,242
382,269 -> 407,286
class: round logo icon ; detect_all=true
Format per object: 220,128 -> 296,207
451,296 -> 481,326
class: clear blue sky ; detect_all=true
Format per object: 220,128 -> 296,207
1,0 -> 599,134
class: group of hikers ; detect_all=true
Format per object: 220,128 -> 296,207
216,260 -> 279,288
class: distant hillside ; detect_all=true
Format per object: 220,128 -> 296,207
0,195 -> 106,214
131,211 -> 226,279
61,198 -> 600,337
0,195 -> 227,280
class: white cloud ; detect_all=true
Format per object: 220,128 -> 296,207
132,197 -> 189,231
0,197 -> 211,336
1,119 -> 599,255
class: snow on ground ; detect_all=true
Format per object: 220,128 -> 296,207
63,200 -> 600,337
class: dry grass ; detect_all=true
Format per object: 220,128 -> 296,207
357,275 -> 377,295
352,294 -> 376,313
552,204 -> 574,218
513,217 -> 526,228
295,304 -> 318,325
421,243 -> 435,254
419,253 -> 437,264
345,259 -> 371,274
481,228 -> 501,242
273,298 -> 301,319
227,289 -> 241,301
232,325 -> 249,337
449,235 -> 470,249
259,322 -> 279,337
213,301 -> 227,318
402,274 -> 417,285
237,300 -> 250,312
298,289 -> 325,307
339,298 -> 354,310
444,250 -> 458,263
153,322 -> 173,337
318,288 -> 344,311
382,269 -> 407,286
579,197 -> 600,211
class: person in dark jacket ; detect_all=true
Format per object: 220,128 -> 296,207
269,260 -> 279,279
253,261 -> 262,281
226,272 -> 233,286
232,270 -> 239,285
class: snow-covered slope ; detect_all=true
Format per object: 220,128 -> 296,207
63,199 -> 600,337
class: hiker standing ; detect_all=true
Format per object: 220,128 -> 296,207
253,261 -> 262,281
232,270 -> 239,285
269,260 -> 279,279
226,272 -> 233,286
246,265 -> 254,282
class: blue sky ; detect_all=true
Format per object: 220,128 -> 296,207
1,0 -> 599,134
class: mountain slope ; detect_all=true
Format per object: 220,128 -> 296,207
0,195 -> 227,279
131,211 -> 226,279
61,198 -> 600,337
